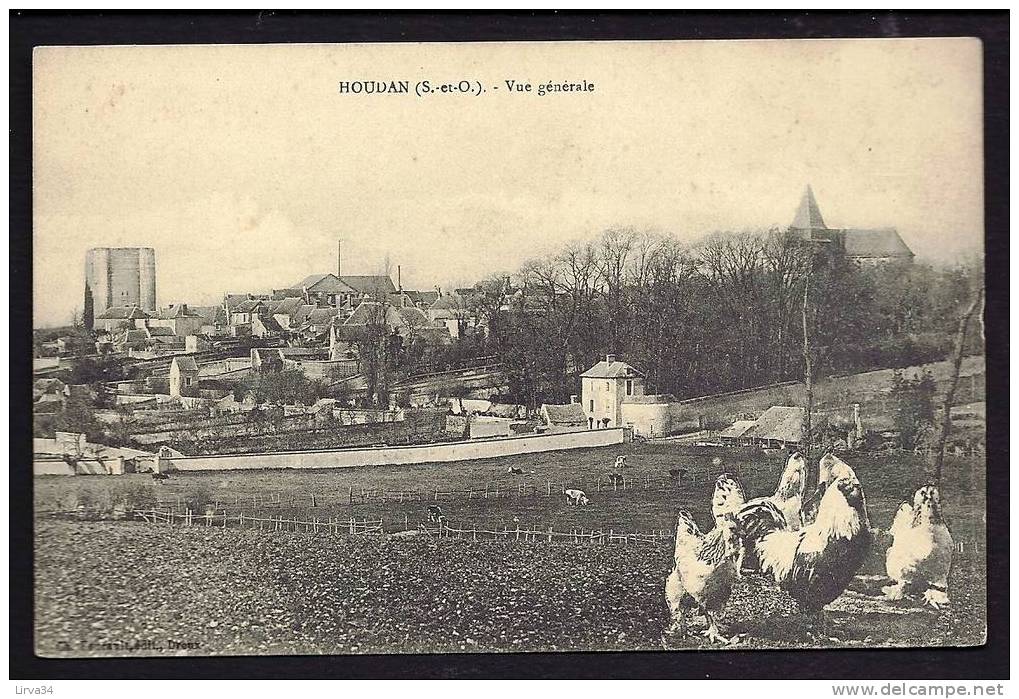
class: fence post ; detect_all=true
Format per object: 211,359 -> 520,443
547,526 -> 553,544
515,525 -> 520,541
546,481 -> 551,497
240,513 -> 244,528
311,493 -> 317,507
349,517 -> 354,536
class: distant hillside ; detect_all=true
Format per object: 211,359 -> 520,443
669,355 -> 984,431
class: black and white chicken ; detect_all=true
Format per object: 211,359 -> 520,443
733,452 -> 808,575
882,485 -> 954,609
664,510 -> 741,644
739,463 -> 872,634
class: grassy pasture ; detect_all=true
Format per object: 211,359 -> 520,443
33,443 -> 986,655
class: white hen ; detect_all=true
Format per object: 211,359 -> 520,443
883,485 -> 954,609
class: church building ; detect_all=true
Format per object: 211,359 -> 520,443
789,186 -> 915,265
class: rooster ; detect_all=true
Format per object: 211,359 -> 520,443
801,452 -> 857,526
711,473 -> 746,521
740,467 -> 871,634
664,511 -> 740,644
733,452 -> 808,574
882,485 -> 954,609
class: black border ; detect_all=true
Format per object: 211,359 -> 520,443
9,11 -> 1009,680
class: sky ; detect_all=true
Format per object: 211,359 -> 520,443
32,39 -> 983,327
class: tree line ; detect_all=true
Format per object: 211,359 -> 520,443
443,228 -> 982,408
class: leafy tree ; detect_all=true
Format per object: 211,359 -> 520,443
890,369 -> 936,451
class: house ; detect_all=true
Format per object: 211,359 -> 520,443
268,297 -> 306,330
790,186 -> 914,265
92,305 -> 151,333
580,354 -> 646,429
149,303 -> 205,337
427,294 -> 476,339
293,274 -> 363,308
252,314 -> 284,338
169,356 -> 200,398
540,401 -> 588,430
190,305 -> 229,335
230,299 -> 269,326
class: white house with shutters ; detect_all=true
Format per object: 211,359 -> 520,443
580,354 -> 646,429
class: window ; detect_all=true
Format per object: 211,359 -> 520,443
185,377 -> 193,386
589,400 -> 594,412
605,381 -> 610,391
626,380 -> 633,396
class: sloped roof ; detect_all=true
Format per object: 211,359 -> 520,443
255,315 -> 284,333
581,359 -> 645,379
272,297 -> 305,317
742,406 -> 804,443
295,274 -> 359,295
429,294 -> 466,311
344,301 -> 387,326
172,356 -> 199,372
404,289 -> 440,306
233,299 -> 266,314
224,294 -> 269,312
790,185 -> 827,231
718,419 -> 757,439
122,329 -> 149,343
146,326 -> 176,337
542,402 -> 587,426
842,228 -> 914,259
272,288 -> 306,300
305,308 -> 338,325
95,306 -> 151,320
189,305 -> 227,323
340,275 -> 397,296
292,304 -> 317,326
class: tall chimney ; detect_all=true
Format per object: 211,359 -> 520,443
337,240 -> 342,278
398,265 -> 402,292
606,353 -> 616,364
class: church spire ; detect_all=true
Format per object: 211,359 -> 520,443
790,185 -> 827,231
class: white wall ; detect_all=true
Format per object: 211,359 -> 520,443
164,428 -> 628,472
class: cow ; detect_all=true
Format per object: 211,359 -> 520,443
565,489 -> 590,507
151,472 -> 170,482
507,467 -> 524,475
614,455 -> 628,469
427,504 -> 446,525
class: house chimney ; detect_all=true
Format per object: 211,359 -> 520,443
606,353 -> 616,364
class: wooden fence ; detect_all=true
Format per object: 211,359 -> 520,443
427,522 -> 674,545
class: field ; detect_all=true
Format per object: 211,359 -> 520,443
33,442 -> 987,656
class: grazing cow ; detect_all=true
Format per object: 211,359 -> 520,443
565,489 -> 590,507
507,467 -> 524,475
151,472 -> 169,482
614,455 -> 628,469
427,504 -> 446,524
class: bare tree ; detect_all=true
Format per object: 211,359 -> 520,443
933,285 -> 984,484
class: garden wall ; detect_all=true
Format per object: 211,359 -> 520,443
163,427 -> 628,472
